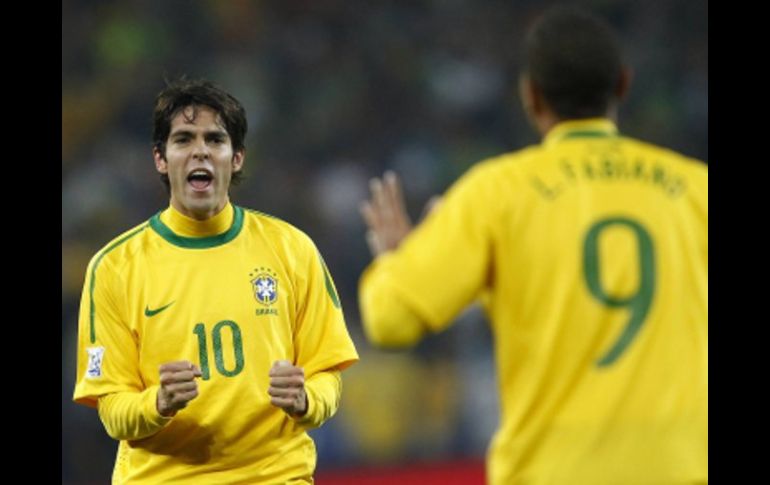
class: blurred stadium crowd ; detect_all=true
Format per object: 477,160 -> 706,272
62,0 -> 706,482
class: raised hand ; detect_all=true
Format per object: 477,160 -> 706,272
359,171 -> 413,256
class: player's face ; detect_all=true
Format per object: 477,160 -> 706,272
154,106 -> 244,220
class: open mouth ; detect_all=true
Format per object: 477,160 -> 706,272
187,169 -> 213,190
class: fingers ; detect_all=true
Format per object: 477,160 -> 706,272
163,381 -> 198,395
365,229 -> 382,256
269,374 -> 305,388
268,361 -> 307,415
369,172 -> 410,227
360,203 -> 385,256
157,360 -> 202,417
269,361 -> 304,389
158,385 -> 200,417
360,171 -> 414,256
359,200 -> 380,231
268,386 -> 306,414
159,361 -> 197,373
268,393 -> 298,411
159,361 -> 201,386
370,178 -> 389,219
269,360 -> 302,376
272,359 -> 291,369
421,195 -> 442,220
160,369 -> 199,386
383,171 -> 409,225
268,383 -> 304,398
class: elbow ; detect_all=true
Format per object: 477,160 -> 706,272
99,417 -> 128,441
360,296 -> 424,349
362,315 -> 419,349
104,427 -> 127,441
359,270 -> 426,349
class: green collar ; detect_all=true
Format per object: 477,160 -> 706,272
543,118 -> 619,147
149,205 -> 245,249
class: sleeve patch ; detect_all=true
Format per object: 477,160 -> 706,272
85,347 -> 105,379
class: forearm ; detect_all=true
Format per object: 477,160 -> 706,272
294,370 -> 342,429
97,385 -> 171,441
359,258 -> 426,348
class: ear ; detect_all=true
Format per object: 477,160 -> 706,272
153,147 -> 168,174
521,72 -> 552,129
519,73 -> 545,119
615,66 -> 633,101
232,149 -> 245,173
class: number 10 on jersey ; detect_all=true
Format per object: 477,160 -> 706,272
193,320 -> 245,379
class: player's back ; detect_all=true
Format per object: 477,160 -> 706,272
482,119 -> 707,484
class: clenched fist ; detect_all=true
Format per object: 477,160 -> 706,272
268,360 -> 307,417
157,361 -> 202,417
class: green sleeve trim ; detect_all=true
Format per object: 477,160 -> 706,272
89,225 -> 148,343
318,253 -> 341,309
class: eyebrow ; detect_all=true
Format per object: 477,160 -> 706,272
169,128 -> 229,139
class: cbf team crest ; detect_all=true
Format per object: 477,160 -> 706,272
250,267 -> 278,306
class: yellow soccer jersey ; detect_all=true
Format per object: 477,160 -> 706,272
360,119 -> 707,484
74,203 -> 359,484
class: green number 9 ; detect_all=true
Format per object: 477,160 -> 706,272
583,217 -> 656,367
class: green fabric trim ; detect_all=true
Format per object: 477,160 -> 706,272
318,253 -> 341,309
89,225 -> 148,343
149,205 -> 244,249
561,130 -> 617,139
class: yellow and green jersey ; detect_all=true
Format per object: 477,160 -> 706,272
74,203 -> 359,484
360,119 -> 707,484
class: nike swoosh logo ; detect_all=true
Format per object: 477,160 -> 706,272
145,301 -> 175,317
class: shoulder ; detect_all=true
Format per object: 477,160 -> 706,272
621,137 -> 707,173
87,219 -> 152,274
619,136 -> 708,193
239,206 -> 318,253
452,145 -> 541,191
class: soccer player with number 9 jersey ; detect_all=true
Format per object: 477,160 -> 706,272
359,7 -> 706,485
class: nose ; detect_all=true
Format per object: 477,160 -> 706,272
191,138 -> 210,160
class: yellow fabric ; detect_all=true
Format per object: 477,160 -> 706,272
159,201 -> 234,237
74,203 -> 359,484
359,119 -> 707,485
98,387 -> 171,441
296,370 -> 342,427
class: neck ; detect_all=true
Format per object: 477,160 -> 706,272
538,109 -> 617,138
160,202 -> 235,237
170,196 -> 229,221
